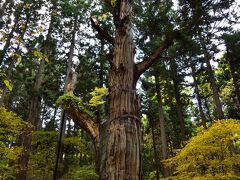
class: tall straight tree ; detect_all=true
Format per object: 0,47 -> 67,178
169,59 -> 186,141
154,73 -> 171,177
189,58 -> 207,128
0,1 -> 25,65
224,32 -> 240,106
0,2 -> 31,106
16,2 -> 57,179
199,33 -> 225,120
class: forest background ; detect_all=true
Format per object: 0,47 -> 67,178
0,0 -> 240,179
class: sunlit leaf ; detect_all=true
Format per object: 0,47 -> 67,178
3,80 -> 12,91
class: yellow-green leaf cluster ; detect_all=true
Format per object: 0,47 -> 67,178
164,119 -> 240,179
89,87 -> 108,107
33,50 -> 49,62
0,107 -> 29,135
3,80 -> 12,91
111,0 -> 117,7
0,107 -> 30,179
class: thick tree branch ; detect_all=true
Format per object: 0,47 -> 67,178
90,17 -> 114,45
57,94 -> 99,142
135,30 -> 180,78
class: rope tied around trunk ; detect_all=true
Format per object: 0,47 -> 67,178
109,86 -> 136,93
108,114 -> 139,125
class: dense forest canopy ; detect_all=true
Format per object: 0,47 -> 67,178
0,0 -> 240,179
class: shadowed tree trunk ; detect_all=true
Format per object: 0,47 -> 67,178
198,32 -> 224,120
16,6 -> 55,179
203,96 -> 213,122
205,56 -> 225,119
148,114 -> 160,180
170,59 -> 186,142
0,2 -> 25,65
0,8 -> 30,106
0,0 -> 12,18
155,74 -> 171,177
189,59 -> 207,129
165,68 -> 181,149
228,57 -> 240,106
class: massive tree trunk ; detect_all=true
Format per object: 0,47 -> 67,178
189,60 -> 207,129
101,12 -> 142,180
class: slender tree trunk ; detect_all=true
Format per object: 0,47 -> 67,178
198,33 -> 224,119
99,40 -> 105,87
189,60 -> 207,129
155,75 -> 171,177
205,56 -> 224,119
228,57 -> 240,105
165,70 -> 181,149
203,97 -> 213,122
0,0 -> 12,18
0,10 -> 29,106
16,8 -> 55,179
0,2 -> 24,65
57,15 -> 78,170
170,60 -> 186,142
63,16 -> 78,93
148,116 -> 160,180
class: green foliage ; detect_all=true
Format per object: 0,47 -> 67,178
33,50 -> 49,62
61,165 -> 98,180
57,93 -> 93,117
63,136 -> 85,156
0,107 -> 29,135
0,70 -> 12,92
28,131 -> 58,180
27,130 -> 96,180
110,0 -> 116,7
89,87 -> 107,107
3,80 -> 12,91
57,93 -> 83,108
164,119 -> 240,179
0,107 -> 29,179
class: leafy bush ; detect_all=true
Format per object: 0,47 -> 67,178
0,107 -> 29,179
165,119 -> 240,180
27,131 -> 58,180
61,165 -> 98,180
